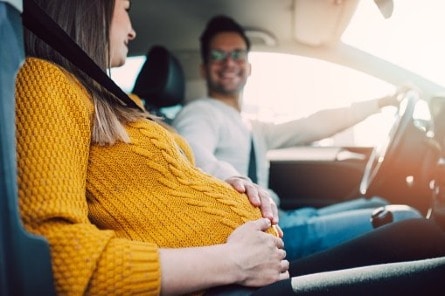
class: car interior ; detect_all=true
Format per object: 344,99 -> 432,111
2,0 -> 445,294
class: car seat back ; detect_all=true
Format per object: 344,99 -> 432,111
132,45 -> 185,122
0,1 -> 55,295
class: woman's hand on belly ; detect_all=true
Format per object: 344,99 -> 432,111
224,218 -> 290,287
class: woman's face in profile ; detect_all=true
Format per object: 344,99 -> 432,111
109,0 -> 136,68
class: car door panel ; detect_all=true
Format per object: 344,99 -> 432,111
268,146 -> 372,209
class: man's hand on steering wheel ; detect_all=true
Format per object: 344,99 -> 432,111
378,85 -> 421,109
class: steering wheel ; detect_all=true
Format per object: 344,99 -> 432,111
359,91 -> 419,196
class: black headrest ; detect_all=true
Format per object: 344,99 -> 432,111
132,45 -> 185,108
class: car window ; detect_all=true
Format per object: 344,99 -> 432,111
242,52 -> 395,147
111,56 -> 145,92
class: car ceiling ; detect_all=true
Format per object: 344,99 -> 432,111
129,0 -> 366,56
129,0 -> 363,82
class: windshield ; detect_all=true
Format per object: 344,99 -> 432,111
342,0 -> 445,87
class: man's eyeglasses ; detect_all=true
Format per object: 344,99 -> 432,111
208,49 -> 248,63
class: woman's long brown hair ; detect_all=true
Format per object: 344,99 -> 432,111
24,0 -> 148,145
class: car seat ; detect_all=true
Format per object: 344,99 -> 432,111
132,45 -> 185,123
0,1 -> 55,295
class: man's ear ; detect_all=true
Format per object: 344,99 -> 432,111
199,63 -> 207,79
247,62 -> 252,77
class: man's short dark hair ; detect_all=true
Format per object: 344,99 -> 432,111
200,15 -> 251,64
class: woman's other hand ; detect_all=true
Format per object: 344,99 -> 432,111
226,176 -> 279,226
226,218 -> 289,287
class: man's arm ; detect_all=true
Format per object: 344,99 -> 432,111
258,87 -> 411,150
173,101 -> 241,180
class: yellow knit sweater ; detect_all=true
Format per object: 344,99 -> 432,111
16,58 -> 276,295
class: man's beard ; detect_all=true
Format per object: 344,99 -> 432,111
207,80 -> 245,96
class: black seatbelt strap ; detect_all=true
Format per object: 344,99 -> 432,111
21,0 -> 143,112
248,136 -> 258,183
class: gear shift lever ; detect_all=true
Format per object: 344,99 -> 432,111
371,206 -> 394,228
430,158 -> 445,231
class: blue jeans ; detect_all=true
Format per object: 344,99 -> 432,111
280,197 -> 422,260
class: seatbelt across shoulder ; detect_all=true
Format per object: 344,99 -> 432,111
248,136 -> 258,184
21,0 -> 143,112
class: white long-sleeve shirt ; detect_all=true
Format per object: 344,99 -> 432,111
172,97 -> 381,196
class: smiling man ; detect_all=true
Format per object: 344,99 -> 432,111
172,15 -> 422,260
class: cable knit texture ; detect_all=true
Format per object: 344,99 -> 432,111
16,58 -> 276,295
